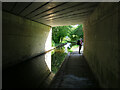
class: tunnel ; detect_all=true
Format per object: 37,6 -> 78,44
2,1 -> 120,88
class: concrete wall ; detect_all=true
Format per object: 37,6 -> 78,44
83,3 -> 119,88
3,11 -> 52,88
118,2 -> 120,87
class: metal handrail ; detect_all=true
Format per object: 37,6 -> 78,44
25,43 -> 68,60
3,43 -> 68,70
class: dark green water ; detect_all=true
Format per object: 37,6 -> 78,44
51,48 -> 67,74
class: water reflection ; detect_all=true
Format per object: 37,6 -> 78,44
51,48 -> 67,74
45,28 -> 52,71
51,43 -> 84,74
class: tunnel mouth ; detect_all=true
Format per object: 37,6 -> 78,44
2,2 -> 119,88
51,24 -> 84,74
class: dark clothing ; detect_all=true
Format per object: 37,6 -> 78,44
77,40 -> 82,54
79,45 -> 81,54
77,40 -> 80,45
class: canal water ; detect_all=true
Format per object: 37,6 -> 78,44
50,49 -> 100,88
51,43 -> 84,74
51,47 -> 67,74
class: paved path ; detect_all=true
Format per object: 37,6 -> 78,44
49,52 -> 100,88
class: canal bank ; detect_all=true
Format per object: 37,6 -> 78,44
49,51 -> 100,88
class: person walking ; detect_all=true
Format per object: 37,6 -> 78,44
77,38 -> 82,54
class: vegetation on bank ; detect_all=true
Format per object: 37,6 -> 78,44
51,24 -> 83,73
52,24 -> 83,46
51,48 -> 67,74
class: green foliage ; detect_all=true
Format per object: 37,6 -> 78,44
51,25 -> 84,74
51,48 -> 67,74
52,24 -> 83,45
68,25 -> 83,41
67,48 -> 73,52
51,50 -> 55,55
52,26 -> 72,43
52,40 -> 55,47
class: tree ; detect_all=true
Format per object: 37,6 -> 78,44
52,26 -> 72,44
52,25 -> 83,45
68,25 -> 83,41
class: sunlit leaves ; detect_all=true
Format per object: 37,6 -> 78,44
52,24 -> 83,44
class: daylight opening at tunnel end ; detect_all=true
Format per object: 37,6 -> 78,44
51,24 -> 84,74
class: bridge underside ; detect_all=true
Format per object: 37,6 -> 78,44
2,2 -> 120,88
3,2 -> 99,26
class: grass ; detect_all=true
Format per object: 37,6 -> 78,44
68,45 -> 79,52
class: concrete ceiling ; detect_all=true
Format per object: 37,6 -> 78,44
2,2 -> 99,27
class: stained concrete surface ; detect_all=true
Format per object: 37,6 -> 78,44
2,11 -> 52,88
84,3 -> 119,88
49,52 -> 100,88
